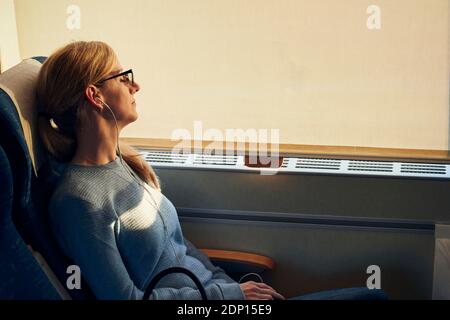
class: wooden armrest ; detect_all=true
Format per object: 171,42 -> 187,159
199,249 -> 274,271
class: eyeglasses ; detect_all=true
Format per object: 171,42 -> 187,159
97,69 -> 134,86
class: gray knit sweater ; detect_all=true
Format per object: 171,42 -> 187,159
49,157 -> 244,300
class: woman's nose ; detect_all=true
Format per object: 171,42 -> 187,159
133,81 -> 140,93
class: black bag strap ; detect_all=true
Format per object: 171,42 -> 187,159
143,267 -> 208,300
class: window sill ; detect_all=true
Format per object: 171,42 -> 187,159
121,137 -> 450,164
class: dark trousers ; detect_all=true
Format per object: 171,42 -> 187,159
289,287 -> 388,300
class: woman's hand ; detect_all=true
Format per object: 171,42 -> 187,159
239,281 -> 285,300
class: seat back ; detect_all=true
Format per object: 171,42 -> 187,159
0,143 -> 60,299
0,58 -> 94,299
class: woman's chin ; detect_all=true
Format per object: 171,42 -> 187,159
123,114 -> 138,126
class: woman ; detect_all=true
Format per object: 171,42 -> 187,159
36,41 -> 283,300
37,41 -> 386,301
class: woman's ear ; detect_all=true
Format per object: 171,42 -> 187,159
85,85 -> 104,111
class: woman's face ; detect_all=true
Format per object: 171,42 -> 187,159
98,63 -> 140,128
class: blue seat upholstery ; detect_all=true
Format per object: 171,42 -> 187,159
0,58 -> 94,299
0,144 -> 59,299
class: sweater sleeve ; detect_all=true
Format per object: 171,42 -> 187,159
49,196 -> 243,300
50,196 -> 143,299
183,238 -> 238,284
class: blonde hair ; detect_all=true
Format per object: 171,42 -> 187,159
36,41 -> 160,189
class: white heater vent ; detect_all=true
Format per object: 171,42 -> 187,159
348,160 -> 393,173
295,158 -> 341,170
142,151 -> 188,164
193,154 -> 238,166
400,164 -> 446,175
281,158 -> 289,168
139,149 -> 450,180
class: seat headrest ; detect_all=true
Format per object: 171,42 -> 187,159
0,58 -> 45,176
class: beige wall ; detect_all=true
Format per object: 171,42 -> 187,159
0,0 -> 21,72
14,0 -> 449,150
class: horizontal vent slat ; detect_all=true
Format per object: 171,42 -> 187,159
296,166 -> 340,170
401,170 -> 446,174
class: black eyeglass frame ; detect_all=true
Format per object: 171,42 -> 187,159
97,69 -> 134,86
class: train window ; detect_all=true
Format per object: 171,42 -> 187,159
2,0 -> 448,162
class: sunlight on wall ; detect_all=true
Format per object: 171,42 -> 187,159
14,0 -> 450,150
0,0 -> 21,72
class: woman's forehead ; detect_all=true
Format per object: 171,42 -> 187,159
107,66 -> 123,76
109,67 -> 123,76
